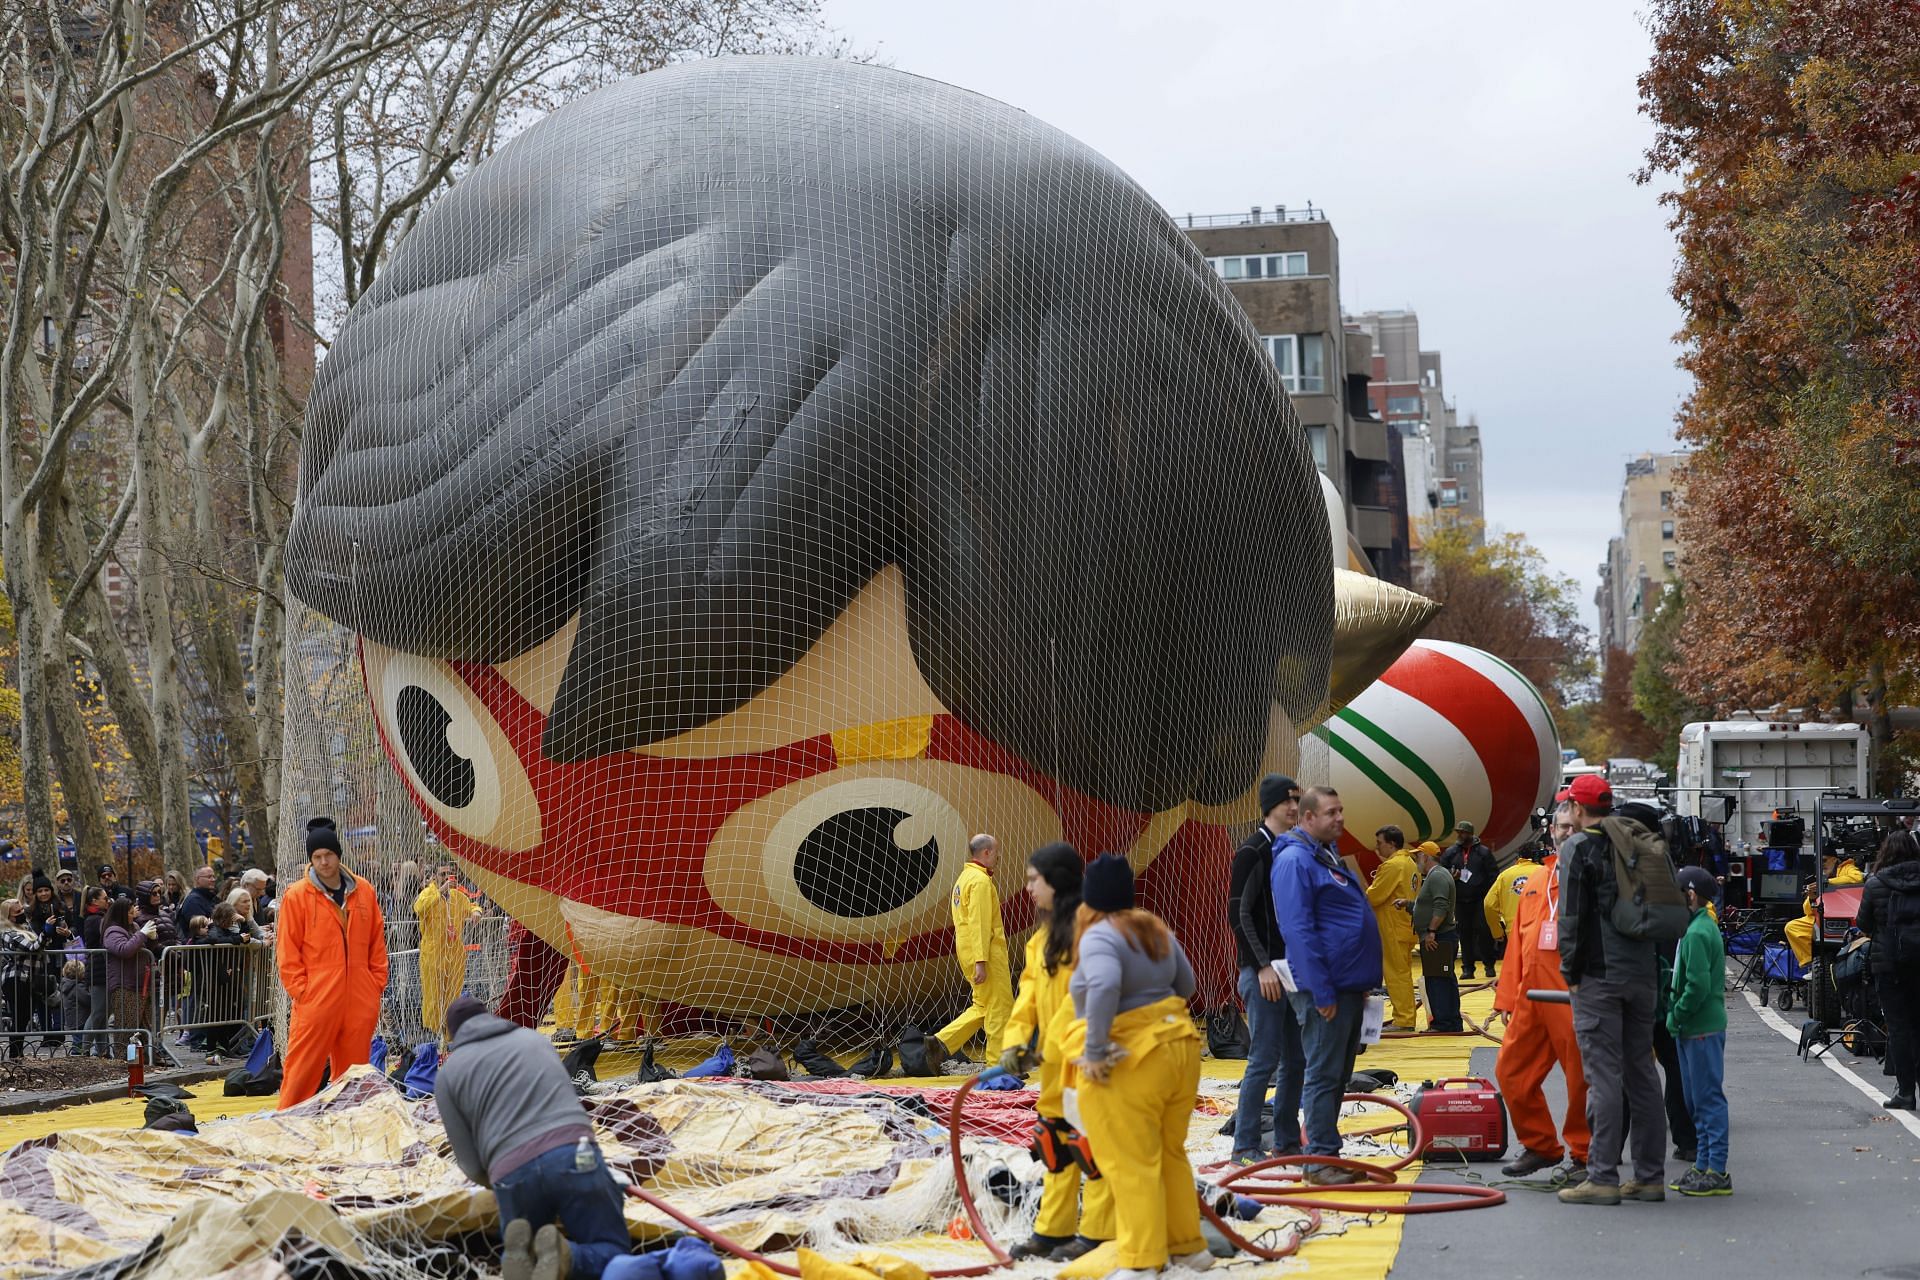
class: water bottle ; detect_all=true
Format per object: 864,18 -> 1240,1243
574,1136 -> 595,1173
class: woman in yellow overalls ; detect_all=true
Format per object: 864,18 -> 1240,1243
999,843 -> 1115,1262
1062,854 -> 1206,1280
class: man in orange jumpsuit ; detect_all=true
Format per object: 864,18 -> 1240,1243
1491,801 -> 1589,1180
277,818 -> 390,1108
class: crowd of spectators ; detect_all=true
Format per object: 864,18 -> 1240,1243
0,862 -> 278,1065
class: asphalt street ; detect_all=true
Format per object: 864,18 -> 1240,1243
1398,973 -> 1920,1279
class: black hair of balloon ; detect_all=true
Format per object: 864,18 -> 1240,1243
283,58 -> 1334,815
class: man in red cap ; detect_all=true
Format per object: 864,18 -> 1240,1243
1555,775 -> 1667,1205
1492,800 -> 1589,1182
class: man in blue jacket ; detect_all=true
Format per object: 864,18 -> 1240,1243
1272,786 -> 1382,1185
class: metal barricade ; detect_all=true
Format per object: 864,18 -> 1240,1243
0,944 -> 113,1057
156,943 -> 274,1052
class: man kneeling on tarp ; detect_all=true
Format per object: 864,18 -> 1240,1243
437,995 -> 632,1280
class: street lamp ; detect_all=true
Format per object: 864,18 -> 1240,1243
119,812 -> 135,886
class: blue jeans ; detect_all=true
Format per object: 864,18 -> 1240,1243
1675,1031 -> 1729,1173
1234,966 -> 1305,1158
1289,989 -> 1365,1156
492,1144 -> 631,1279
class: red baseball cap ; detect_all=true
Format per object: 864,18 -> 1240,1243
1564,775 -> 1612,807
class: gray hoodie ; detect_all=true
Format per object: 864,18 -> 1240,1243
435,1013 -> 594,1185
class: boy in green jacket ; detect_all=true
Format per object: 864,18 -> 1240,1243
1668,867 -> 1730,1196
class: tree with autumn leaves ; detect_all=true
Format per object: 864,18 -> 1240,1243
1415,520 -> 1593,711
1639,0 -> 1920,790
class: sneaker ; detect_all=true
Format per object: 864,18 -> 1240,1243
1886,1094 -> 1917,1111
1558,1179 -> 1621,1205
1620,1179 -> 1666,1202
1171,1249 -> 1216,1271
1050,1236 -> 1104,1261
1669,1167 -> 1711,1194
1501,1148 -> 1560,1178
1680,1169 -> 1732,1197
501,1219 -> 533,1280
1303,1165 -> 1368,1186
1228,1151 -> 1265,1168
531,1223 -> 571,1280
1009,1233 -> 1072,1260
1673,1144 -> 1697,1163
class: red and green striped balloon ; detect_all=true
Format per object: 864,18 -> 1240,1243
1311,639 -> 1560,869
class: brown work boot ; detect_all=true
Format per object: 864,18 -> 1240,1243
1620,1179 -> 1666,1202
1500,1148 -> 1559,1178
1558,1179 -> 1621,1205
1304,1164 -> 1369,1186
531,1224 -> 572,1280
501,1220 -> 533,1280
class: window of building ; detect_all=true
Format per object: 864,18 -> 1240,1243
1452,461 -> 1470,474
1660,490 -> 1673,509
1261,333 -> 1326,394
1457,485 -> 1471,504
1661,519 -> 1675,540
1663,550 -> 1677,569
1304,425 -> 1328,472
1212,252 -> 1308,281
1386,395 -> 1423,416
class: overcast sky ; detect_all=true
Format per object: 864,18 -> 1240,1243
819,0 -> 1688,628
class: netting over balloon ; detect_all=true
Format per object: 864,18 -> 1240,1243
278,55 -> 1437,1052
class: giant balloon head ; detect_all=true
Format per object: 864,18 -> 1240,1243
284,57 -> 1431,1022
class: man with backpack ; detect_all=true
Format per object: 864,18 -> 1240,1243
1555,775 -> 1689,1205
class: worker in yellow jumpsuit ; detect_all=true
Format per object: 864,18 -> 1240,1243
1365,826 -> 1421,1031
414,862 -> 481,1044
1785,853 -> 1864,967
1062,854 -> 1206,1276
552,961 -> 602,1042
1484,845 -> 1542,949
932,834 -> 1013,1065
1000,843 -> 1114,1262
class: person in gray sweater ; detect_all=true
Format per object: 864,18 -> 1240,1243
1412,841 -> 1462,1032
435,996 -> 630,1280
1066,854 -> 1209,1279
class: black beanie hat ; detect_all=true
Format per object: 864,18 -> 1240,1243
1258,774 -> 1300,816
306,816 -> 337,833
444,994 -> 488,1040
1082,853 -> 1134,913
31,872 -> 53,893
306,823 -> 343,856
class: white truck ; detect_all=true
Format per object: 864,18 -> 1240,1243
1675,720 -> 1872,851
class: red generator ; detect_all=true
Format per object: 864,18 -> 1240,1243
1408,1077 -> 1509,1162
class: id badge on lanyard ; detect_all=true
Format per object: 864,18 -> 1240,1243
1538,869 -> 1560,951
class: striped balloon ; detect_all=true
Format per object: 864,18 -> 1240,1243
1309,639 -> 1560,868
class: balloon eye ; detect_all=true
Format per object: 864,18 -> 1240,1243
396,685 -> 477,809
793,807 -> 941,918
363,642 -> 541,853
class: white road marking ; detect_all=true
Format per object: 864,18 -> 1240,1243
1739,986 -> 1920,1142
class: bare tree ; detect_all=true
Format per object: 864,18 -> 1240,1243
6,0 -> 839,883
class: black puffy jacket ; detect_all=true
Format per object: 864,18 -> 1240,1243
1858,861 -> 1920,974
